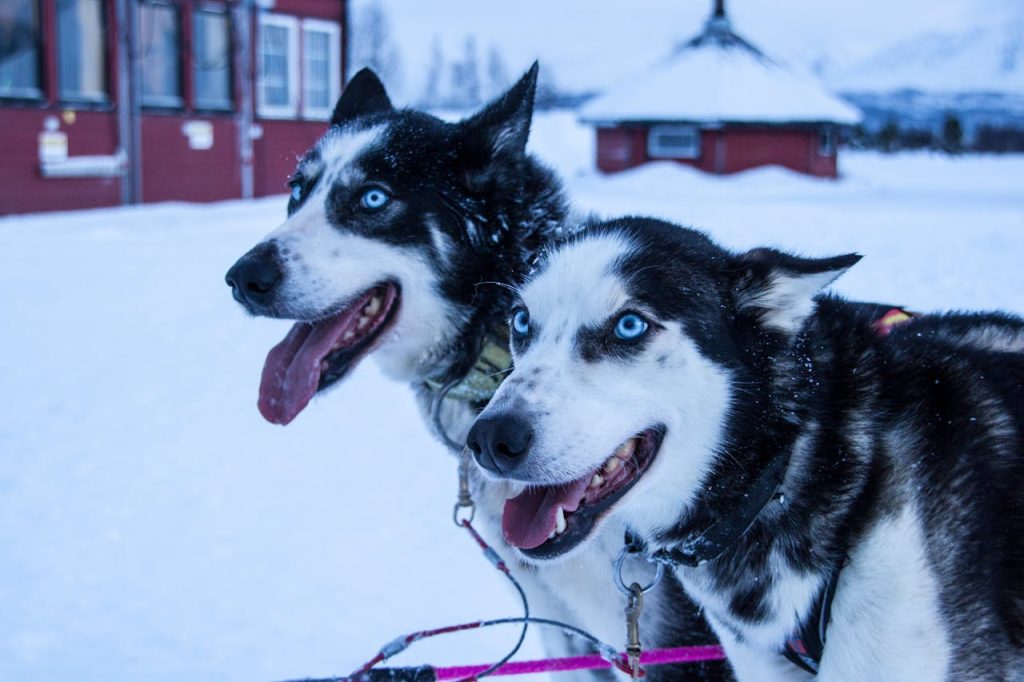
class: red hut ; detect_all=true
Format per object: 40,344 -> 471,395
580,0 -> 860,178
0,0 -> 346,215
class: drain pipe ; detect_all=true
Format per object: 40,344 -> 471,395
113,0 -> 139,204
233,0 -> 256,199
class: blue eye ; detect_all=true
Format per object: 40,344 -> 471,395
360,187 -> 390,210
511,309 -> 530,337
614,313 -> 648,341
290,184 -> 303,202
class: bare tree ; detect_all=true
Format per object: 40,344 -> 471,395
485,45 -> 510,100
350,0 -> 402,91
448,35 -> 480,109
420,36 -> 444,107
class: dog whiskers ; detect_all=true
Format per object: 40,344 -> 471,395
475,280 -> 523,296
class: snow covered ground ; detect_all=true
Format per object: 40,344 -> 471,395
1,112 -> 1023,682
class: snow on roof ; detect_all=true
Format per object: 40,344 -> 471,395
581,15 -> 861,126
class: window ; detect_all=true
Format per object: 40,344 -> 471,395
0,0 -> 42,99
139,1 -> 182,107
301,19 -> 340,120
257,13 -> 298,118
57,0 -> 108,102
819,127 -> 836,156
647,125 -> 701,159
193,6 -> 231,110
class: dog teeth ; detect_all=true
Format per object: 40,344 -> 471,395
614,438 -> 637,460
554,506 -> 567,534
343,330 -> 355,341
356,315 -> 370,330
365,296 -> 381,316
589,473 -> 604,489
603,457 -> 620,474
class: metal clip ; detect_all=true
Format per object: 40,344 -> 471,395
625,582 -> 644,679
452,446 -> 476,526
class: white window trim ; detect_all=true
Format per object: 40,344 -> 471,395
300,18 -> 341,121
647,124 -> 702,159
257,13 -> 299,119
818,127 -> 836,157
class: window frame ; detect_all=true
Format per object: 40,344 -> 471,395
191,2 -> 233,112
818,126 -> 837,157
256,12 -> 299,119
647,124 -> 702,159
138,0 -> 185,109
55,0 -> 111,104
299,17 -> 340,121
0,0 -> 45,101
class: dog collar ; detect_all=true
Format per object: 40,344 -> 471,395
424,326 -> 512,407
648,451 -> 787,568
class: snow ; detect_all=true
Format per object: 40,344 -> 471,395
580,28 -> 860,125
2,111 -> 1023,682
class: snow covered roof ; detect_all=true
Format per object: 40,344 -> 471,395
581,7 -> 861,126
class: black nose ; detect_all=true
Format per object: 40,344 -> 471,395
225,242 -> 283,310
467,413 -> 534,475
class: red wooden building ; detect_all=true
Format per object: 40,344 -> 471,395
580,0 -> 860,178
0,0 -> 346,215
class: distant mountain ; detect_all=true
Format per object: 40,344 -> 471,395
820,21 -> 1024,139
830,21 -> 1023,94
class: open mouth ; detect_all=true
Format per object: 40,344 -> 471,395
258,282 -> 400,425
502,427 -> 664,560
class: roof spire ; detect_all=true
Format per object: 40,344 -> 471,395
707,0 -> 731,32
679,0 -> 766,58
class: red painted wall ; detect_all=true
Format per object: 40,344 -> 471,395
0,0 -> 347,215
0,108 -> 122,214
253,119 -> 327,197
595,124 -> 839,178
140,114 -> 241,203
714,128 -> 835,177
595,127 -> 647,173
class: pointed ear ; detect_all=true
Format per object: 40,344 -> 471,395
456,61 -> 539,186
331,68 -> 393,126
734,248 -> 861,333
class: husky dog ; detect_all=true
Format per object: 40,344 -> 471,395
468,217 -> 1024,681
225,70 -> 726,680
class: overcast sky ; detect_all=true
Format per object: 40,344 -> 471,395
358,0 -> 1022,101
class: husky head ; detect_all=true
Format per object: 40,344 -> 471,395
226,64 -> 565,425
466,218 -> 859,562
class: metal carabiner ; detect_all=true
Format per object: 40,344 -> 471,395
453,446 -> 476,527
614,544 -> 665,597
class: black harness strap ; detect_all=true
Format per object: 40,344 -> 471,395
651,452 -> 787,568
631,451 -> 846,676
782,563 -> 843,675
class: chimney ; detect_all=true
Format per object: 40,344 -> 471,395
713,0 -> 726,18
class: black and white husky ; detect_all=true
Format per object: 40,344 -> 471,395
225,70 -> 726,680
468,217 -> 1024,681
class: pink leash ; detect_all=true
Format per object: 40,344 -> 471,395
435,645 -> 726,679
327,519 -> 726,682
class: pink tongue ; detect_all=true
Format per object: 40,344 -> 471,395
502,476 -> 592,549
258,296 -> 370,425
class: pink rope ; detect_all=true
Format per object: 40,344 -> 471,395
434,645 -> 726,679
